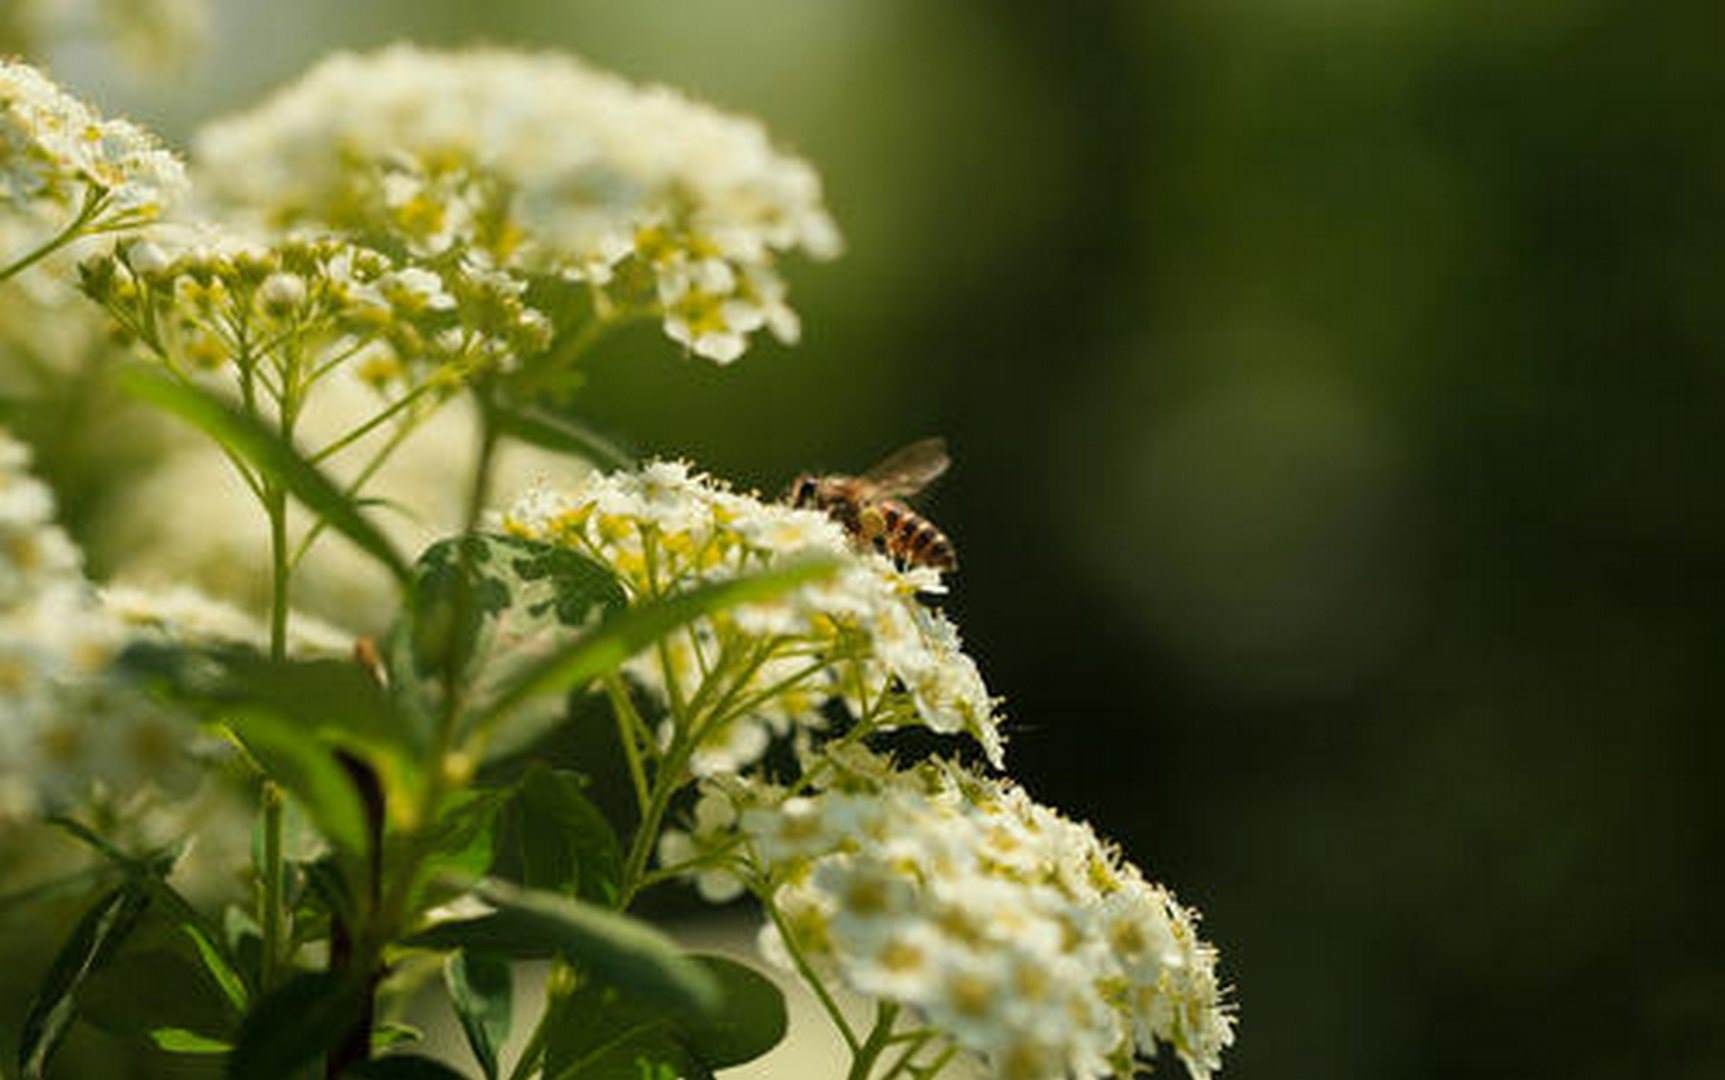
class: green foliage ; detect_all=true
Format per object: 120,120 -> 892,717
223,971 -> 369,1080
495,765 -> 623,906
119,644 -> 411,856
675,955 -> 789,1069
344,1053 -> 471,1078
148,1027 -> 232,1053
115,364 -> 412,582
371,1022 -> 424,1054
542,955 -> 787,1079
391,532 -> 627,750
233,707 -> 374,855
444,950 -> 512,1080
80,944 -> 237,1049
182,922 -> 251,1014
407,879 -> 719,1016
16,882 -> 152,1079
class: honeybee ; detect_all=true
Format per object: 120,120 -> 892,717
787,437 -> 958,572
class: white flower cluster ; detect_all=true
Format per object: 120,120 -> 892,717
194,46 -> 841,363
693,750 -> 1234,1080
1,428 -> 348,822
1,59 -> 187,245
81,225 -> 550,385
0,0 -> 210,74
503,461 -> 1000,775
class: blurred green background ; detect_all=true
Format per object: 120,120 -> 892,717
35,0 -> 1725,1075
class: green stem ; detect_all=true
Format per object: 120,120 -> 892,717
880,1034 -> 934,1079
464,393 -> 501,535
259,783 -> 285,991
0,186 -> 105,284
763,898 -> 858,1052
619,762 -> 680,906
267,487 -> 290,662
259,481 -> 292,991
847,1001 -> 899,1079
288,414 -> 417,571
604,676 -> 653,819
308,381 -> 430,464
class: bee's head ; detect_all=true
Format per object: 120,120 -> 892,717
786,472 -> 819,508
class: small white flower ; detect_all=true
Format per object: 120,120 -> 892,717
712,757 -> 1235,1080
1,59 -> 187,242
193,46 -> 840,365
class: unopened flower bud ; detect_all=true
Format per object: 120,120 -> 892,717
127,241 -> 170,278
257,272 -> 307,316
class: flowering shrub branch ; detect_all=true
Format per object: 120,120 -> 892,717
1,43 -> 1233,1080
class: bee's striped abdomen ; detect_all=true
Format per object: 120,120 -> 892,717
880,499 -> 957,572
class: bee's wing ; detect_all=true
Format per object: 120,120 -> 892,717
860,437 -> 951,498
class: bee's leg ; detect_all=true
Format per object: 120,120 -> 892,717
857,504 -> 886,546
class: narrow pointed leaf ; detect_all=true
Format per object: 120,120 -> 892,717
444,950 -> 512,1080
407,880 -> 719,1015
183,922 -> 250,1013
149,1027 -> 231,1054
225,706 -> 370,855
116,365 -> 410,582
17,883 -> 151,1079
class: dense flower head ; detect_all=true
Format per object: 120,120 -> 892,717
79,225 -> 550,386
503,461 -> 1001,774
676,747 -> 1234,1080
1,427 -> 348,822
1,58 -> 187,241
193,45 -> 841,363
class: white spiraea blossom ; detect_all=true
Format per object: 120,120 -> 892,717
193,46 -> 841,363
2,427 -> 349,823
502,462 -> 1002,776
1,58 -> 187,261
693,750 -> 1235,1080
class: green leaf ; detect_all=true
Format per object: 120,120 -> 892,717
119,644 -> 404,856
406,880 -> 719,1016
116,365 -> 410,582
183,922 -> 250,1013
213,650 -> 418,754
480,557 -> 839,757
344,1054 -> 471,1079
392,533 -> 626,748
540,956 -> 785,1079
226,705 -> 371,855
17,882 -> 152,1079
542,979 -> 700,1080
81,943 -> 238,1047
444,950 -> 512,1080
371,1022 -> 424,1053
410,789 -> 505,910
493,405 -> 635,471
224,970 -> 368,1080
149,1027 -> 232,1054
497,765 -> 622,906
677,956 -> 788,1068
